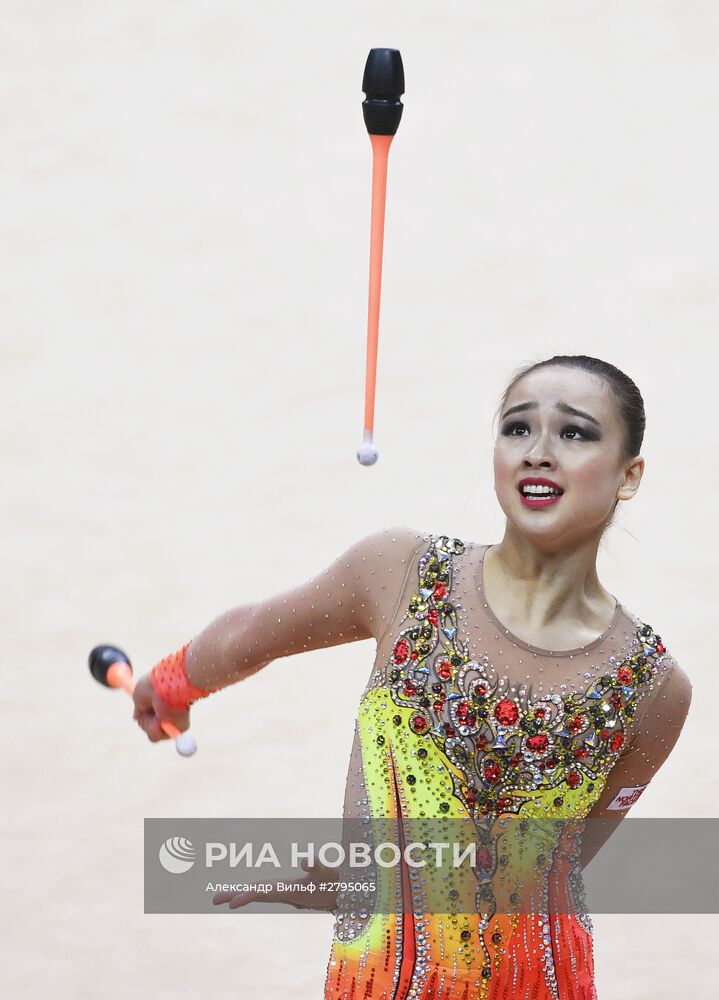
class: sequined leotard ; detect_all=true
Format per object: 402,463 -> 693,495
186,524 -> 689,999
319,530 -> 681,1000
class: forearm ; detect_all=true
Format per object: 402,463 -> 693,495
151,525 -> 416,705
184,602 -> 273,693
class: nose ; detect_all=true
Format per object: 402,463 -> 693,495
523,430 -> 555,467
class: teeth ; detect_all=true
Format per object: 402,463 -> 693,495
521,485 -> 561,496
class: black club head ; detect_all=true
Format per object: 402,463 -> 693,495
362,48 -> 405,136
88,644 -> 132,687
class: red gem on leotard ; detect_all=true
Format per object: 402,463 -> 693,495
567,771 -> 581,788
483,759 -> 501,784
393,639 -> 410,664
567,714 -> 586,734
412,714 -> 428,732
574,747 -> 589,759
428,609 -> 439,626
600,728 -> 610,740
494,699 -> 519,726
656,641 -> 665,654
534,708 -> 546,719
404,684 -> 416,696
433,582 -> 447,600
477,848 -> 492,869
617,666 -> 633,685
438,661 -> 452,680
526,733 -> 549,753
610,732 -> 625,752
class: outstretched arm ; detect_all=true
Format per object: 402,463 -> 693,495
133,525 -> 424,740
184,524 -> 420,691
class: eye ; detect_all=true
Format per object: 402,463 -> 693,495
561,425 -> 587,441
501,420 -> 529,436
501,420 -> 596,441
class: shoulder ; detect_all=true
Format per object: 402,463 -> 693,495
619,605 -> 693,696
649,651 -> 692,719
345,526 -> 473,600
346,525 -> 476,583
622,620 -> 693,754
352,524 -> 433,561
335,526 -> 433,589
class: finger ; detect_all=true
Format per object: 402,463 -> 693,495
212,891 -> 235,905
212,884 -> 295,909
229,892 -> 252,909
135,712 -> 167,743
301,858 -> 338,882
151,694 -> 190,731
146,716 -> 170,742
211,870 -> 337,910
235,878 -> 328,910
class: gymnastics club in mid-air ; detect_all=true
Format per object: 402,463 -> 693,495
356,48 -> 405,467
88,644 -> 198,757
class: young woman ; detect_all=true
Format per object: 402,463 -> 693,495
133,354 -> 692,1000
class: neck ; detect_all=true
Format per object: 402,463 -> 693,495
485,525 -> 615,636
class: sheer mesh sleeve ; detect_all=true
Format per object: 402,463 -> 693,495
576,649 -> 692,867
182,525 -> 429,693
579,648 -> 690,820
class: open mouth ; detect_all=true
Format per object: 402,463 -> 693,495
518,484 -> 564,507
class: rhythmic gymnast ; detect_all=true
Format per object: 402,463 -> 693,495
132,353 -> 692,1000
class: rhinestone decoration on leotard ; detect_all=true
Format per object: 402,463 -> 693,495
324,529 -> 680,1000
386,534 -> 667,822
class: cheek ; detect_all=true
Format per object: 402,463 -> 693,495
569,454 -> 614,487
493,452 -> 512,491
566,456 -> 620,512
493,443 -> 513,477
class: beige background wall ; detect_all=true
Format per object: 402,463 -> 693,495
2,2 -> 716,997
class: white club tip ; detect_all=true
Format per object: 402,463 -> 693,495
357,430 -> 379,465
357,443 -> 379,465
175,732 -> 198,757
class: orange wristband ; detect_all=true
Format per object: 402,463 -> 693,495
149,642 -> 211,711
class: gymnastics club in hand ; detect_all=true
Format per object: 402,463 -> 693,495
356,48 -> 405,467
88,644 -> 198,757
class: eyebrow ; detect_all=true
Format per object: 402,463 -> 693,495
501,401 -> 602,428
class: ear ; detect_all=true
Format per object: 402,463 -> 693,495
616,455 -> 644,501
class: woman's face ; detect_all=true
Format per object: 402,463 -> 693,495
493,365 -> 641,548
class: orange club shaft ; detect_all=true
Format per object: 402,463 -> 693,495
364,132 -> 394,438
